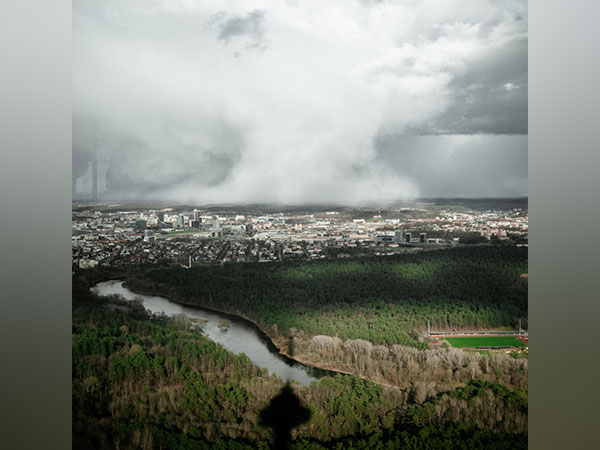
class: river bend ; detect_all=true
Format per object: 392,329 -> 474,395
92,280 -> 328,385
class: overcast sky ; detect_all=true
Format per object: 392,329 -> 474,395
73,0 -> 527,204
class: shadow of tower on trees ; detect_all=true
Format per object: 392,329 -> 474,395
259,382 -> 311,450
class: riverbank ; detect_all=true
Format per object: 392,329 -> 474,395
95,278 -> 527,392
95,279 -> 343,381
73,296 -> 529,446
118,280 -> 405,388
270,335 -> 407,390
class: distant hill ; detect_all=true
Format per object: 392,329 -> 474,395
72,197 -> 528,215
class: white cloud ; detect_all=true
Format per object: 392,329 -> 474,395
73,0 -> 527,202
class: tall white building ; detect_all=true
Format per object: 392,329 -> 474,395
394,230 -> 403,243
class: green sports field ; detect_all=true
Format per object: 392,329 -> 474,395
443,336 -> 527,348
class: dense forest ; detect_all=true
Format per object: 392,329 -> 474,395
73,284 -> 527,449
124,246 -> 527,350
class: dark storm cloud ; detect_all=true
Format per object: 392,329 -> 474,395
73,114 -> 244,200
103,140 -> 241,198
407,36 -> 527,135
373,133 -> 527,197
213,10 -> 267,51
73,0 -> 527,202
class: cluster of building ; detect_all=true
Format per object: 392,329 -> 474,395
374,230 -> 438,244
72,205 -> 528,269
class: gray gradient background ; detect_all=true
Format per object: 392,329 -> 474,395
1,1 -> 599,449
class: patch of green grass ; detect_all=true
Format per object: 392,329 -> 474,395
443,336 -> 526,348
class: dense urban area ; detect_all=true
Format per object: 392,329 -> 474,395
72,200 -> 527,269
73,200 -> 528,450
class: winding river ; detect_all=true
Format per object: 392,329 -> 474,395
92,281 -> 330,386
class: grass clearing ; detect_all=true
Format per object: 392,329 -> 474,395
443,336 -> 526,348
